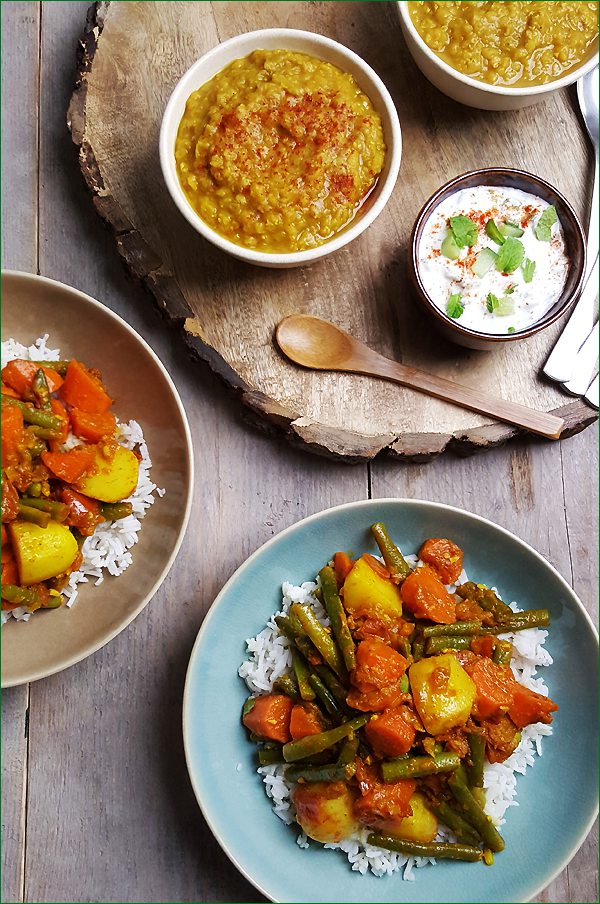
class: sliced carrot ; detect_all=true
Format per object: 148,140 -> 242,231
365,706 -> 416,757
60,487 -> 103,536
41,447 -> 96,484
351,639 -> 408,692
289,702 -> 326,740
59,360 -> 112,413
1,405 -> 25,465
333,551 -> 354,588
242,694 -> 293,744
2,359 -> 63,396
463,656 -> 515,721
1,381 -> 20,399
470,635 -> 495,658
419,538 -> 464,585
70,407 -> 117,443
508,683 -> 558,728
400,565 -> 456,624
362,553 -> 391,581
1,524 -> 7,546
354,758 -> 416,827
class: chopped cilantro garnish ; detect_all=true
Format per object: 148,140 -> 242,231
446,293 -> 465,319
534,205 -> 557,242
486,293 -> 500,313
522,258 -> 536,283
495,237 -> 525,274
508,326 -> 516,333
449,215 -> 478,248
485,219 -> 505,245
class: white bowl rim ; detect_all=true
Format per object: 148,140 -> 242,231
1,269 -> 195,686
397,1 -> 599,97
182,496 -> 599,904
159,27 -> 402,265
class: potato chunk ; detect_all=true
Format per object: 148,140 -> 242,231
75,442 -> 139,503
292,781 -> 358,843
9,521 -> 78,586
409,653 -> 476,735
342,557 -> 402,619
378,791 -> 438,843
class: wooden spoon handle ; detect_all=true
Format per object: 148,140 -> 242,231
353,351 -> 564,440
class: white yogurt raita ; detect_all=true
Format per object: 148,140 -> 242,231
418,186 -> 569,334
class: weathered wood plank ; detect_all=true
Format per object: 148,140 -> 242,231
371,437 -> 598,903
1,3 -> 41,902
22,6 -> 367,903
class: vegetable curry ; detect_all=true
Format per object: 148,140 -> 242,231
1,356 -> 140,614
242,522 -> 557,863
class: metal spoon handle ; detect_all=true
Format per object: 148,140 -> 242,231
347,348 -> 564,440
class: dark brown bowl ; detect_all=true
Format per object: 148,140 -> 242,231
409,167 -> 587,351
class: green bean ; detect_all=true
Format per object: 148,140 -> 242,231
432,802 -> 481,847
32,368 -> 52,411
336,735 -> 359,766
467,734 -> 485,790
28,440 -> 46,458
309,673 -> 342,718
17,503 -> 50,528
1,584 -> 39,606
314,665 -> 348,705
31,360 -> 70,375
382,751 -> 461,782
448,768 -> 504,853
285,762 -> 356,783
100,502 -> 133,521
411,639 -> 425,661
27,424 -> 61,440
319,565 -> 356,671
275,614 -> 320,664
367,833 -> 483,862
492,640 -> 513,666
273,673 -> 300,701
423,621 -> 483,638
258,745 -> 284,766
397,636 -> 412,660
400,673 -> 410,693
290,603 -> 346,679
480,610 -> 550,634
282,715 -> 369,762
18,497 -> 69,522
2,395 -> 63,431
425,635 -> 472,655
456,582 -> 514,622
370,522 -> 411,581
291,648 -> 316,701
25,481 -> 42,498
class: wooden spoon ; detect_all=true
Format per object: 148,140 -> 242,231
276,315 -> 564,439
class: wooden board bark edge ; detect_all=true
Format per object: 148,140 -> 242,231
66,0 -> 597,462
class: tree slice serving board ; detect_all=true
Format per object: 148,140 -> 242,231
68,0 -> 597,461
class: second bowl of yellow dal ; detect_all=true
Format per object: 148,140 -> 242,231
397,1 -> 599,110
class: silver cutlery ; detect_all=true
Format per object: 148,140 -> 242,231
544,256 -> 598,383
585,373 -> 599,409
544,67 -> 598,385
562,321 -> 598,396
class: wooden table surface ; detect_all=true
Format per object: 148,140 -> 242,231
1,3 -> 597,902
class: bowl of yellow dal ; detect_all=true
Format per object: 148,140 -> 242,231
160,28 -> 401,268
397,1 -> 599,110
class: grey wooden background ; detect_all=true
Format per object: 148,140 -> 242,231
1,3 -> 597,902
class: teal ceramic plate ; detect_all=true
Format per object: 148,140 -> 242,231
183,500 -> 598,903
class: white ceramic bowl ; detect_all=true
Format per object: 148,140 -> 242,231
159,28 -> 402,269
397,2 -> 599,111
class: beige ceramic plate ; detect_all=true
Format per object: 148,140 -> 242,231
1,271 -> 194,687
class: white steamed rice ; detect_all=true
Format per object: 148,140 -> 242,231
1,334 -> 163,624
238,554 -> 554,880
